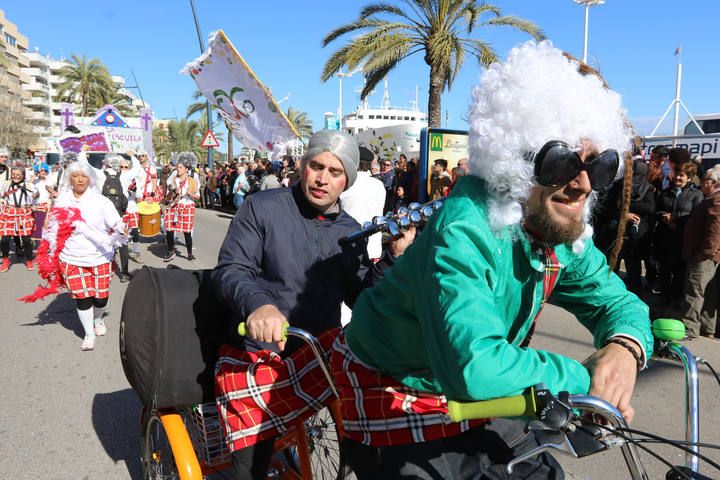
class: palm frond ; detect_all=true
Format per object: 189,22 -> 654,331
483,15 -> 546,41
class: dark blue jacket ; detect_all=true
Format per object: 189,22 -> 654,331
212,184 -> 373,350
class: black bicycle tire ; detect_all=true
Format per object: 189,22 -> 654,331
142,411 -> 181,480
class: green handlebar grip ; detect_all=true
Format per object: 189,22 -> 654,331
447,389 -> 536,422
652,318 -> 685,341
237,322 -> 289,340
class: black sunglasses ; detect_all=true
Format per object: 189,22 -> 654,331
529,140 -> 619,191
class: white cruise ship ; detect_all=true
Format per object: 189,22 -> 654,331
327,81 -> 428,161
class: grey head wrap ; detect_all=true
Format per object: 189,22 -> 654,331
302,129 -> 359,189
175,151 -> 198,169
104,153 -> 123,170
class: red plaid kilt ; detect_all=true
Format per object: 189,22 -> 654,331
215,328 -> 338,452
331,331 -> 488,447
0,206 -> 34,236
165,204 -> 195,232
60,261 -> 113,299
122,211 -> 139,230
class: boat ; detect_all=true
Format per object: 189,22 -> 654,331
326,80 -> 428,161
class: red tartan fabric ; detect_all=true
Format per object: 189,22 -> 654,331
0,206 -> 34,236
330,332 -> 488,447
165,204 -> 195,232
215,328 -> 338,452
122,211 -> 139,230
521,246 -> 562,347
60,261 -> 113,299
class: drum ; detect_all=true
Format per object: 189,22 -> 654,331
137,201 -> 162,238
31,210 -> 47,240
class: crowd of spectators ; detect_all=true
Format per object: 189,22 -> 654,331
595,145 -> 720,341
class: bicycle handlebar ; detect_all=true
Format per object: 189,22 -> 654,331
237,321 -> 289,340
448,389 -> 537,422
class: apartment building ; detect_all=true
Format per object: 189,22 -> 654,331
0,9 -> 35,150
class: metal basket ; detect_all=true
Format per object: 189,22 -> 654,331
184,403 -> 232,467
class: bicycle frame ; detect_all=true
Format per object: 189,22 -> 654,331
658,341 -> 700,473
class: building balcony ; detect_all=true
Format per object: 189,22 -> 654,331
21,67 -> 45,77
25,95 -> 49,107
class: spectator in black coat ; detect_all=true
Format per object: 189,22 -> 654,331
655,162 -> 704,305
622,160 -> 656,295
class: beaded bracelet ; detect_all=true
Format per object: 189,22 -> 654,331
604,338 -> 643,371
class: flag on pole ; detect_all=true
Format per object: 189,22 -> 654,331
181,30 -> 300,157
674,45 -> 681,56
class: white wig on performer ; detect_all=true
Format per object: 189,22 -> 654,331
467,41 -> 632,248
57,160 -> 99,194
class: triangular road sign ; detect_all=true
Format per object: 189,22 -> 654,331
201,129 -> 220,148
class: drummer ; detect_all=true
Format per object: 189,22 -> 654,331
135,149 -> 159,203
31,163 -> 52,241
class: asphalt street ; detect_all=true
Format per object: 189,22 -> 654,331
0,206 -> 718,479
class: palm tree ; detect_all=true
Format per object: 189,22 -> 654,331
152,125 -> 171,163
321,0 -> 544,127
187,90 -> 234,161
56,54 -> 115,117
286,107 -> 313,140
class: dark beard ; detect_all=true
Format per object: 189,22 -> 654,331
524,210 -> 585,246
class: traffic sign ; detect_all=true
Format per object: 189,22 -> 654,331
200,129 -> 220,148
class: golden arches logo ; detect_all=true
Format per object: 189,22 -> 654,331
430,133 -> 443,152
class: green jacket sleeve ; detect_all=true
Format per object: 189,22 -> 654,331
419,220 -> 593,402
550,239 -> 654,360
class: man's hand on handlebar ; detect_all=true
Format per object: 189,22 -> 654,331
583,339 -> 641,423
246,304 -> 287,351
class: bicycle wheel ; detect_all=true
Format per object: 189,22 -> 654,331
305,406 -> 348,480
142,413 -> 181,480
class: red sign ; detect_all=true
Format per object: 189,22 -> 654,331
201,129 -> 220,148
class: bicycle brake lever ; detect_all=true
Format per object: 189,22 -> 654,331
507,430 -> 578,474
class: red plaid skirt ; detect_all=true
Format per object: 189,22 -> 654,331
165,204 -> 195,232
215,329 -> 338,452
0,206 -> 34,236
60,261 -> 113,299
330,332 -> 488,447
122,211 -> 139,230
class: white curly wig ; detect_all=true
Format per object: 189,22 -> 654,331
467,41 -> 632,248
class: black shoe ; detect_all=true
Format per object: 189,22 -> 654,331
163,251 -> 176,262
187,254 -> 196,261
119,273 -> 132,283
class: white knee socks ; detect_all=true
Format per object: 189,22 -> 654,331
77,308 -> 95,337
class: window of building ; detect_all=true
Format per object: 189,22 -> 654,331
404,116 -> 410,121
368,115 -> 375,119
383,115 -> 389,119
4,33 -> 17,47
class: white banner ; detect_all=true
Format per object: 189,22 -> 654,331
181,30 -> 299,158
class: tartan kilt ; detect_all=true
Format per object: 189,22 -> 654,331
330,331 -> 488,447
60,261 -> 113,299
165,204 -> 195,232
0,206 -> 34,236
215,328 -> 339,452
122,211 -> 139,230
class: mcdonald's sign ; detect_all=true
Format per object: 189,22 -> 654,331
430,132 -> 444,152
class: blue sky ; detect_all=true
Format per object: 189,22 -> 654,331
6,1 -> 718,148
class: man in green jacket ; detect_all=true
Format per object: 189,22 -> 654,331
332,41 -> 653,479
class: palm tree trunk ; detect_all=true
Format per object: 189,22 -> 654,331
427,67 -> 444,128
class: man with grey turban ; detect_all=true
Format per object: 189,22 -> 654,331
163,151 -> 200,261
211,129 -> 414,479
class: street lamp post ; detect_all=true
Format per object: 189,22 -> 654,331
573,0 -> 605,64
189,0 -> 215,169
